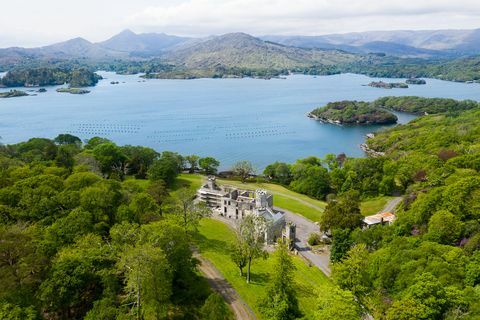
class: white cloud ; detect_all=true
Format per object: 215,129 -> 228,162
0,0 -> 479,47
127,0 -> 480,36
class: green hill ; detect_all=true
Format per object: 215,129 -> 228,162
166,33 -> 360,70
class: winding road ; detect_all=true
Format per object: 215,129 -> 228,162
197,178 -> 402,319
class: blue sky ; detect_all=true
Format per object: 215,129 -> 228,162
1,0 -> 480,47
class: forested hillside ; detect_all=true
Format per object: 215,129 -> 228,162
0,136 -> 223,319
263,96 -> 480,319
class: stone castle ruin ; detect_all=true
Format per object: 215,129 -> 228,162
197,177 -> 287,243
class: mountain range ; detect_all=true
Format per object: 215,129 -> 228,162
263,29 -> 480,56
0,28 -> 479,69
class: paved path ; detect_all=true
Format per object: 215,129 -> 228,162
193,250 -> 257,320
276,207 -> 331,276
379,197 -> 402,213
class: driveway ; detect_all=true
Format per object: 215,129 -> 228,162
276,207 -> 331,276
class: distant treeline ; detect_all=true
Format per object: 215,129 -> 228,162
1,53 -> 479,83
0,67 -> 101,87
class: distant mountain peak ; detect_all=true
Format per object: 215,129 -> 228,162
62,37 -> 92,45
118,29 -> 136,36
98,30 -> 190,54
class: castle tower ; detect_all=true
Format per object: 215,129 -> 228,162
255,189 -> 269,208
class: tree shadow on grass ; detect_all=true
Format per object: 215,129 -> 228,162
170,178 -> 192,192
193,233 -> 231,256
248,271 -> 270,286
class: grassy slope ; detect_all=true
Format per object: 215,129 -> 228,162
173,173 -> 203,192
360,196 -> 394,216
216,178 -> 326,221
133,174 -> 387,220
194,218 -> 334,319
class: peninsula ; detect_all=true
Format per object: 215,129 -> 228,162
309,100 -> 398,125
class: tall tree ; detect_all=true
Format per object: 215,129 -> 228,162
55,144 -> 77,170
232,160 -> 255,183
330,228 -> 353,263
122,146 -> 159,179
260,240 -> 300,320
230,241 -> 248,277
320,190 -> 363,232
147,180 -> 169,215
199,157 -> 220,175
119,243 -> 172,320
185,155 -> 200,173
332,244 -> 370,297
236,215 -> 267,283
426,210 -> 463,244
314,287 -> 362,320
147,152 -> 183,186
172,188 -> 211,232
92,142 -> 127,179
54,134 -> 82,147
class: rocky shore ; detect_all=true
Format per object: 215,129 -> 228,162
56,88 -> 90,95
368,81 -> 408,89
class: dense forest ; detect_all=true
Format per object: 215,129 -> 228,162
0,67 -> 102,88
0,135 -> 228,319
263,96 -> 480,319
372,96 -> 480,115
310,101 -> 398,125
338,55 -> 480,82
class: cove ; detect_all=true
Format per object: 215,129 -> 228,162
1,72 -> 479,170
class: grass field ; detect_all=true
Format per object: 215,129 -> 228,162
174,173 -> 203,192
133,174 -> 390,221
194,218 -> 336,319
215,178 -> 326,222
360,196 -> 394,216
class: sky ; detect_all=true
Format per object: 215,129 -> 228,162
1,0 -> 480,47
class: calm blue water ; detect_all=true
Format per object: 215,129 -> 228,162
1,72 -> 479,170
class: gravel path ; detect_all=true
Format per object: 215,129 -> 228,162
379,197 -> 402,213
193,250 -> 257,320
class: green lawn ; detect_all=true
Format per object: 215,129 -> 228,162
173,173 -> 203,192
216,178 -> 326,222
194,218 -> 336,319
360,196 -> 394,216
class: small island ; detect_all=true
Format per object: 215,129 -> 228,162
368,81 -> 408,89
38,88 -> 47,93
406,78 -> 426,85
0,89 -> 29,98
0,67 -> 102,88
56,88 -> 90,95
308,101 -> 398,125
